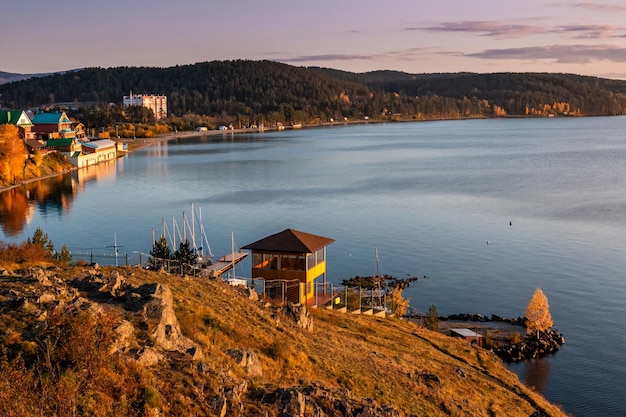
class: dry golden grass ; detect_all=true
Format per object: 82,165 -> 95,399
0,262 -> 568,416
119,266 -> 566,417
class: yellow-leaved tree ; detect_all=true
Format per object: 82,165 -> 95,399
0,124 -> 26,184
525,288 -> 553,339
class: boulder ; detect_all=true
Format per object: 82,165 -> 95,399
141,283 -> 202,359
245,287 -> 258,301
277,387 -> 305,417
135,347 -> 164,367
225,349 -> 263,377
99,270 -> 124,295
31,268 -> 52,286
109,320 -> 135,354
286,303 -> 313,331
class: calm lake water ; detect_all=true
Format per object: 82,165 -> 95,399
2,118 -> 626,416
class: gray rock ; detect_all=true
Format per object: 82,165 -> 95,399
142,284 -> 202,359
98,270 -> 124,295
225,349 -> 263,377
286,302 -> 313,331
277,387 -> 305,417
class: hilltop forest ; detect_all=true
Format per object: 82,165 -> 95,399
1,60 -> 626,130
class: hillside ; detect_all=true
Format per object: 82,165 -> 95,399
0,71 -> 58,85
1,61 -> 626,125
0,258 -> 568,416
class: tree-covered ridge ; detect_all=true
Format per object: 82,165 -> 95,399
2,61 -> 626,124
311,68 -> 626,116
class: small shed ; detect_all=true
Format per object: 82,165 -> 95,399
242,229 -> 334,304
449,328 -> 483,345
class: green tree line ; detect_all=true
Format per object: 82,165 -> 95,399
2,61 -> 626,128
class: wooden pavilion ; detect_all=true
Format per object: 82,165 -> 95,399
242,229 -> 334,304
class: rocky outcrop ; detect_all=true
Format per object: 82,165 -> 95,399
139,283 -> 202,359
0,266 -> 202,365
225,348 -> 263,377
441,312 -> 565,363
494,330 -> 565,363
442,312 -> 526,326
285,302 -> 313,331
210,383 -> 412,417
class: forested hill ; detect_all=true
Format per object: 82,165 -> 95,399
2,60 -> 626,123
309,68 -> 626,117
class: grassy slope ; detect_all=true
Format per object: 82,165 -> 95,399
114,266 -> 566,417
0,256 -> 568,416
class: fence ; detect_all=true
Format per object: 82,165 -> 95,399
254,279 -> 398,316
69,250 -> 210,277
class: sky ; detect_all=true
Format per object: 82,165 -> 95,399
2,0 -> 626,79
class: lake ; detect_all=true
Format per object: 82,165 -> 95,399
2,117 -> 626,416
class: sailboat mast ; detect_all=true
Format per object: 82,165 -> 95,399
172,215 -> 176,250
191,203 -> 195,250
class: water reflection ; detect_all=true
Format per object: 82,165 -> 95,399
525,358 -> 551,394
0,160 -> 117,237
75,159 -> 117,190
0,187 -> 33,236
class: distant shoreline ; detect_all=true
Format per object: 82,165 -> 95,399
0,118 -> 456,194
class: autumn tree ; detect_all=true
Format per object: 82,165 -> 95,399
390,287 -> 410,317
525,288 -> 553,339
0,124 -> 26,184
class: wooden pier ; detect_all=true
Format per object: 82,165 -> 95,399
203,251 -> 248,277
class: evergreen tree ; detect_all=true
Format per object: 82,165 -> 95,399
426,304 -> 439,331
525,288 -> 553,339
172,239 -> 198,275
54,244 -> 73,264
149,236 -> 171,270
27,227 -> 54,258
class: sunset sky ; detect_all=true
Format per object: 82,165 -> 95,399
2,0 -> 626,79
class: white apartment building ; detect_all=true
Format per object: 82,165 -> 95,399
123,92 -> 167,120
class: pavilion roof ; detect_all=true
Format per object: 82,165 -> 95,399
242,229 -> 334,254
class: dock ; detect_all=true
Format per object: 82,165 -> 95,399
203,251 -> 248,277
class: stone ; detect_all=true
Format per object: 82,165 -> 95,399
110,320 -> 135,354
277,387 -> 305,417
245,287 -> 258,301
141,283 -> 202,359
99,270 -> 124,295
37,292 -> 56,304
225,349 -> 263,377
31,268 -> 51,286
286,303 -> 313,331
135,347 -> 164,367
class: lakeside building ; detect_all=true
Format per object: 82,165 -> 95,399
242,229 -> 334,304
122,92 -> 167,120
0,110 -> 36,139
69,139 -> 118,168
31,111 -> 76,140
